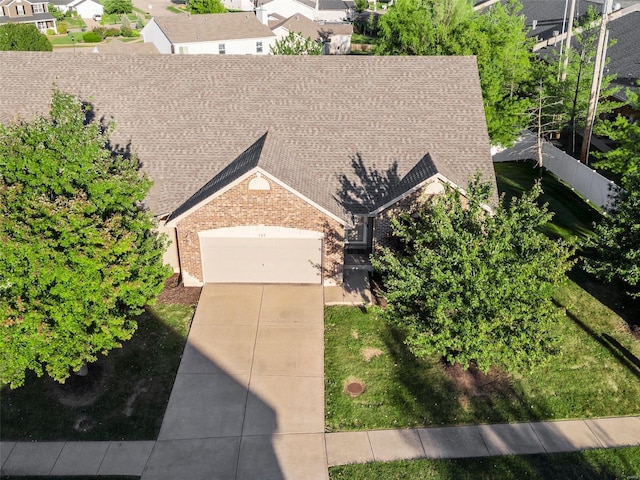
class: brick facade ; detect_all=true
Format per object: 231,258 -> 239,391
373,184 -> 438,251
175,174 -> 344,285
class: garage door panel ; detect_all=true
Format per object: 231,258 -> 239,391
200,234 -> 322,284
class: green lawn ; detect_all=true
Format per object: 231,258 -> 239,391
326,161 -> 640,432
0,303 -> 194,441
494,161 -> 602,243
329,447 -> 640,479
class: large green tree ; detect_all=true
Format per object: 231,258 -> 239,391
186,0 -> 226,14
543,6 -> 619,154
103,0 -> 133,14
0,91 -> 172,388
583,171 -> 640,298
372,178 -> 575,374
0,23 -> 52,51
376,0 -> 533,146
270,31 -> 322,55
593,84 -> 640,177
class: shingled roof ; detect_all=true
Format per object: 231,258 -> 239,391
0,53 -> 495,221
148,12 -> 275,43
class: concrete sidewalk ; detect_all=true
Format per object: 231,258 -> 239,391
3,281 -> 640,477
325,416 -> 640,466
3,417 -> 640,476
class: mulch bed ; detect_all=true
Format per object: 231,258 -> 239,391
156,274 -> 202,306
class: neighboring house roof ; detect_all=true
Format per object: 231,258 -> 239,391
0,12 -> 55,24
272,14 -> 352,40
150,12 -> 276,44
318,0 -> 354,11
0,54 -> 496,220
260,0 -> 315,8
521,0 -> 640,100
606,10 -> 640,96
90,38 -> 159,54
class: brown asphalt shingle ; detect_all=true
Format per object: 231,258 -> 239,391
0,53 -> 496,219
150,12 -> 276,43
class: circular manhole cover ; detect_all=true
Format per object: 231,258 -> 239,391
345,381 -> 365,397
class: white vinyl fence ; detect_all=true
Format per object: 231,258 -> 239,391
492,131 -> 621,212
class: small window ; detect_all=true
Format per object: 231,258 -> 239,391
16,4 -> 25,15
36,20 -> 47,30
345,216 -> 368,244
32,3 -> 44,13
178,45 -> 189,54
256,41 -> 262,53
219,43 -> 225,54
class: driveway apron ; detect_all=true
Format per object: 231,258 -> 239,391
142,284 -> 327,480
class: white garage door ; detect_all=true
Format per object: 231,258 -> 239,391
199,226 -> 323,284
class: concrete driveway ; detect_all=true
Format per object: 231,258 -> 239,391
142,284 -> 327,480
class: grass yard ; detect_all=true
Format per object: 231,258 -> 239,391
494,161 -> 602,244
329,447 -> 640,480
0,302 -> 194,441
326,160 -> 640,432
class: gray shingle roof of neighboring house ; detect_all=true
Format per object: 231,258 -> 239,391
150,12 -> 276,44
272,14 -> 352,40
0,53 -> 495,221
0,12 -> 54,24
606,11 -> 640,96
318,0 -> 354,10
88,38 -> 160,54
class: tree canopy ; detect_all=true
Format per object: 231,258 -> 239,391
186,0 -> 226,14
371,178 -> 575,374
103,0 -> 133,14
583,170 -> 640,299
593,83 -> 640,177
0,91 -> 171,388
375,0 -> 534,146
0,23 -> 52,51
270,31 -> 322,55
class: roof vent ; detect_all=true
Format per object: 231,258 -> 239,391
613,2 -> 621,10
553,30 -> 560,37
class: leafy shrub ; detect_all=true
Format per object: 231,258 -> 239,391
82,31 -> 102,42
105,28 -> 120,37
120,26 -> 133,37
46,28 -> 55,35
57,22 -> 68,34
92,26 -> 106,38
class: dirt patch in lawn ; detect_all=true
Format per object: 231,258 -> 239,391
443,362 -> 516,403
156,273 -> 202,306
361,347 -> 384,362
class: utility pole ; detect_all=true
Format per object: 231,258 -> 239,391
580,0 -> 613,164
561,0 -> 576,81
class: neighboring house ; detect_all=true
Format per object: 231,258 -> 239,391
259,0 -> 354,22
316,0 -> 353,22
89,38 -> 159,54
0,54 -> 496,287
271,13 -> 352,54
509,0 -> 640,105
50,0 -> 103,19
0,0 -> 57,33
141,12 -> 276,55
221,0 -> 254,11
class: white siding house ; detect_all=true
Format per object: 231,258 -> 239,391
51,0 -> 103,18
260,0 -> 315,21
141,13 -> 276,55
271,14 -> 352,54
